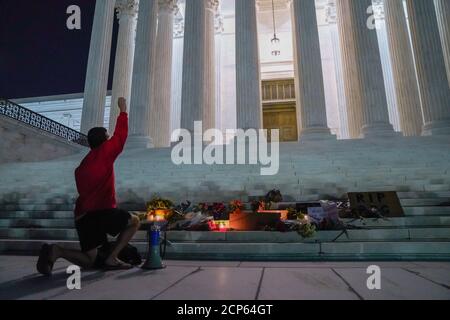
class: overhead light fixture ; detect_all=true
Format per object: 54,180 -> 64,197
270,0 -> 281,56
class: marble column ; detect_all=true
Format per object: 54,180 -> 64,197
180,0 -> 206,133
235,0 -> 262,130
204,0 -> 219,132
406,0 -> 450,135
336,0 -> 395,138
326,0 -> 349,139
170,36 -> 184,141
80,0 -> 115,134
109,0 -> 139,133
373,1 -> 401,132
434,0 -> 450,87
128,0 -> 159,148
151,0 -> 178,148
291,0 -> 332,140
384,0 -> 423,136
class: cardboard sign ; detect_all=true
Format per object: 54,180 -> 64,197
348,192 -> 404,217
307,207 -> 326,223
320,201 -> 340,223
306,201 -> 340,223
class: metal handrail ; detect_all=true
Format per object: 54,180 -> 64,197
0,98 -> 89,147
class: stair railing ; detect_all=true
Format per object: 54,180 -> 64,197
0,98 -> 89,147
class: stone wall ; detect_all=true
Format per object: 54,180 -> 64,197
0,116 -> 86,164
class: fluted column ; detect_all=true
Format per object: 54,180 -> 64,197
384,0 -> 423,136
291,0 -> 333,140
406,0 -> 450,135
434,0 -> 450,87
336,0 -> 395,138
203,0 -> 219,132
180,0 -> 206,133
151,0 -> 178,148
327,0 -> 349,139
373,2 -> 401,132
235,0 -> 262,130
109,0 -> 139,133
80,0 -> 115,134
128,0 -> 159,148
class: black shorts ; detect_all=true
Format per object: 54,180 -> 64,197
75,208 -> 131,252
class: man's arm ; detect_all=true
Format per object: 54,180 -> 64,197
106,97 -> 129,160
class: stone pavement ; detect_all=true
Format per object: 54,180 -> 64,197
1,256 -> 450,300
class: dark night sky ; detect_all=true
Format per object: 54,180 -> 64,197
0,0 -> 119,99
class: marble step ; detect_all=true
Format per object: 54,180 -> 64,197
404,206 -> 450,216
5,190 -> 450,206
165,241 -> 450,260
400,199 -> 450,207
341,216 -> 450,227
1,239 -> 450,261
154,229 -> 450,243
2,206 -> 450,222
2,215 -> 450,230
0,219 -> 75,228
1,206 -> 449,220
2,196 -> 450,211
1,227 -> 450,242
0,211 -> 74,219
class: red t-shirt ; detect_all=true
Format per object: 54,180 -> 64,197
74,112 -> 128,219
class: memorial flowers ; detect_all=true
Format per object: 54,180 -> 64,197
229,200 -> 244,214
146,197 -> 174,221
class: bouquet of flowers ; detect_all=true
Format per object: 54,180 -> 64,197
250,200 -> 265,213
279,207 -> 316,238
212,202 -> 226,220
146,197 -> 174,211
146,197 -> 174,221
195,203 -> 209,214
229,200 -> 244,213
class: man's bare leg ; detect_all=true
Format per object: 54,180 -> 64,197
105,215 -> 140,266
50,246 -> 97,269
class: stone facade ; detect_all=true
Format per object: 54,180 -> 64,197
0,116 -> 85,164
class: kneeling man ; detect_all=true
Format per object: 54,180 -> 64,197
37,97 -> 140,275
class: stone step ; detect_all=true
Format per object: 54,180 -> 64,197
0,219 -> 74,228
141,241 -> 450,261
285,191 -> 450,200
400,199 -> 450,207
2,192 -> 450,209
0,204 -> 76,211
341,216 -> 450,228
160,229 -> 450,243
1,227 -> 450,242
1,205 -> 450,221
0,228 -> 79,240
1,239 -> 449,261
2,215 -> 450,230
0,211 -> 74,219
3,185 -> 450,205
0,204 -> 139,212
404,206 -> 450,216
